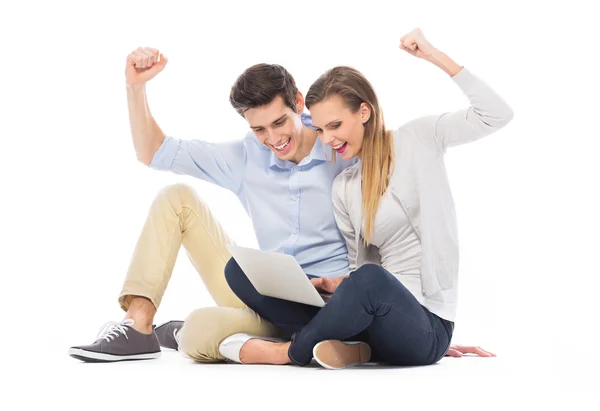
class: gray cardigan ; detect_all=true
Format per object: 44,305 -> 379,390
331,67 -> 514,321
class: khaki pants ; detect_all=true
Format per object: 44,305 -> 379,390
119,184 -> 281,362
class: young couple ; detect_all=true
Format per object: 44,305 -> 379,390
69,29 -> 512,369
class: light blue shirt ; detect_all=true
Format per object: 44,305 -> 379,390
150,113 -> 358,278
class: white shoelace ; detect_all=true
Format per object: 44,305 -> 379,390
173,328 -> 180,346
173,328 -> 192,359
96,319 -> 134,342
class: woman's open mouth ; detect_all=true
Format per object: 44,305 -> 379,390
333,142 -> 348,154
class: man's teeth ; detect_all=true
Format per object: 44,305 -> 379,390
275,138 -> 291,150
333,142 -> 346,150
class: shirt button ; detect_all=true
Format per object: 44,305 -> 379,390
292,196 -> 298,201
293,166 -> 299,171
293,228 -> 298,234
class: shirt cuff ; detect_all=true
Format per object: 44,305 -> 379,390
149,135 -> 180,170
450,66 -> 474,88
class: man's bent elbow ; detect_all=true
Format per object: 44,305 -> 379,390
136,149 -> 155,166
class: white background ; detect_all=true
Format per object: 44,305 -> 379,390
1,0 -> 599,409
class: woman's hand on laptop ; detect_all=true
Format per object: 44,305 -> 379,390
310,275 -> 349,294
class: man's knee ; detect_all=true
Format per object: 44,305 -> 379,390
178,307 -> 232,362
156,183 -> 199,206
151,183 -> 213,219
177,306 -> 280,362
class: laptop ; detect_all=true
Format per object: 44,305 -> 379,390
226,244 -> 330,307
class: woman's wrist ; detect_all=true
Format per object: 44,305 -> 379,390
426,49 -> 463,77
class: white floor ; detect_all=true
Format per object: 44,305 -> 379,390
9,346 -> 597,410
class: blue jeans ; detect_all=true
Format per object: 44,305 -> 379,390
224,258 -> 454,366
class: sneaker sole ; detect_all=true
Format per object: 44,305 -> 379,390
68,348 -> 161,363
313,340 -> 371,370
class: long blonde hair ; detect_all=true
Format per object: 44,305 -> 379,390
306,67 -> 394,244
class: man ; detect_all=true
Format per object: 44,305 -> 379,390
68,47 -> 493,363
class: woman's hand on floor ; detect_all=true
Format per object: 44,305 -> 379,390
445,345 -> 496,358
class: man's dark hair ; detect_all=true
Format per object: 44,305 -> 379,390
229,63 -> 298,116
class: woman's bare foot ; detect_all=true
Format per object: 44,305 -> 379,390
239,339 -> 292,365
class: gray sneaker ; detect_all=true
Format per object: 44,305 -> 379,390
68,319 -> 161,362
155,320 -> 184,350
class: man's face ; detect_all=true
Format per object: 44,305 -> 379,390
244,94 -> 305,161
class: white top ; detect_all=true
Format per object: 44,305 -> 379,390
369,189 -> 422,276
332,67 -> 514,322
369,190 -> 424,303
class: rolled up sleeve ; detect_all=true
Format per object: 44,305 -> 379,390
149,135 -> 247,194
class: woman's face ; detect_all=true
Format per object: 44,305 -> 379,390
309,95 -> 370,160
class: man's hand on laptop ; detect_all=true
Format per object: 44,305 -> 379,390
310,275 -> 349,295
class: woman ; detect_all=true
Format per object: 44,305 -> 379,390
221,28 -> 512,369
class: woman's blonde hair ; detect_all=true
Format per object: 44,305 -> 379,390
306,66 -> 394,244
